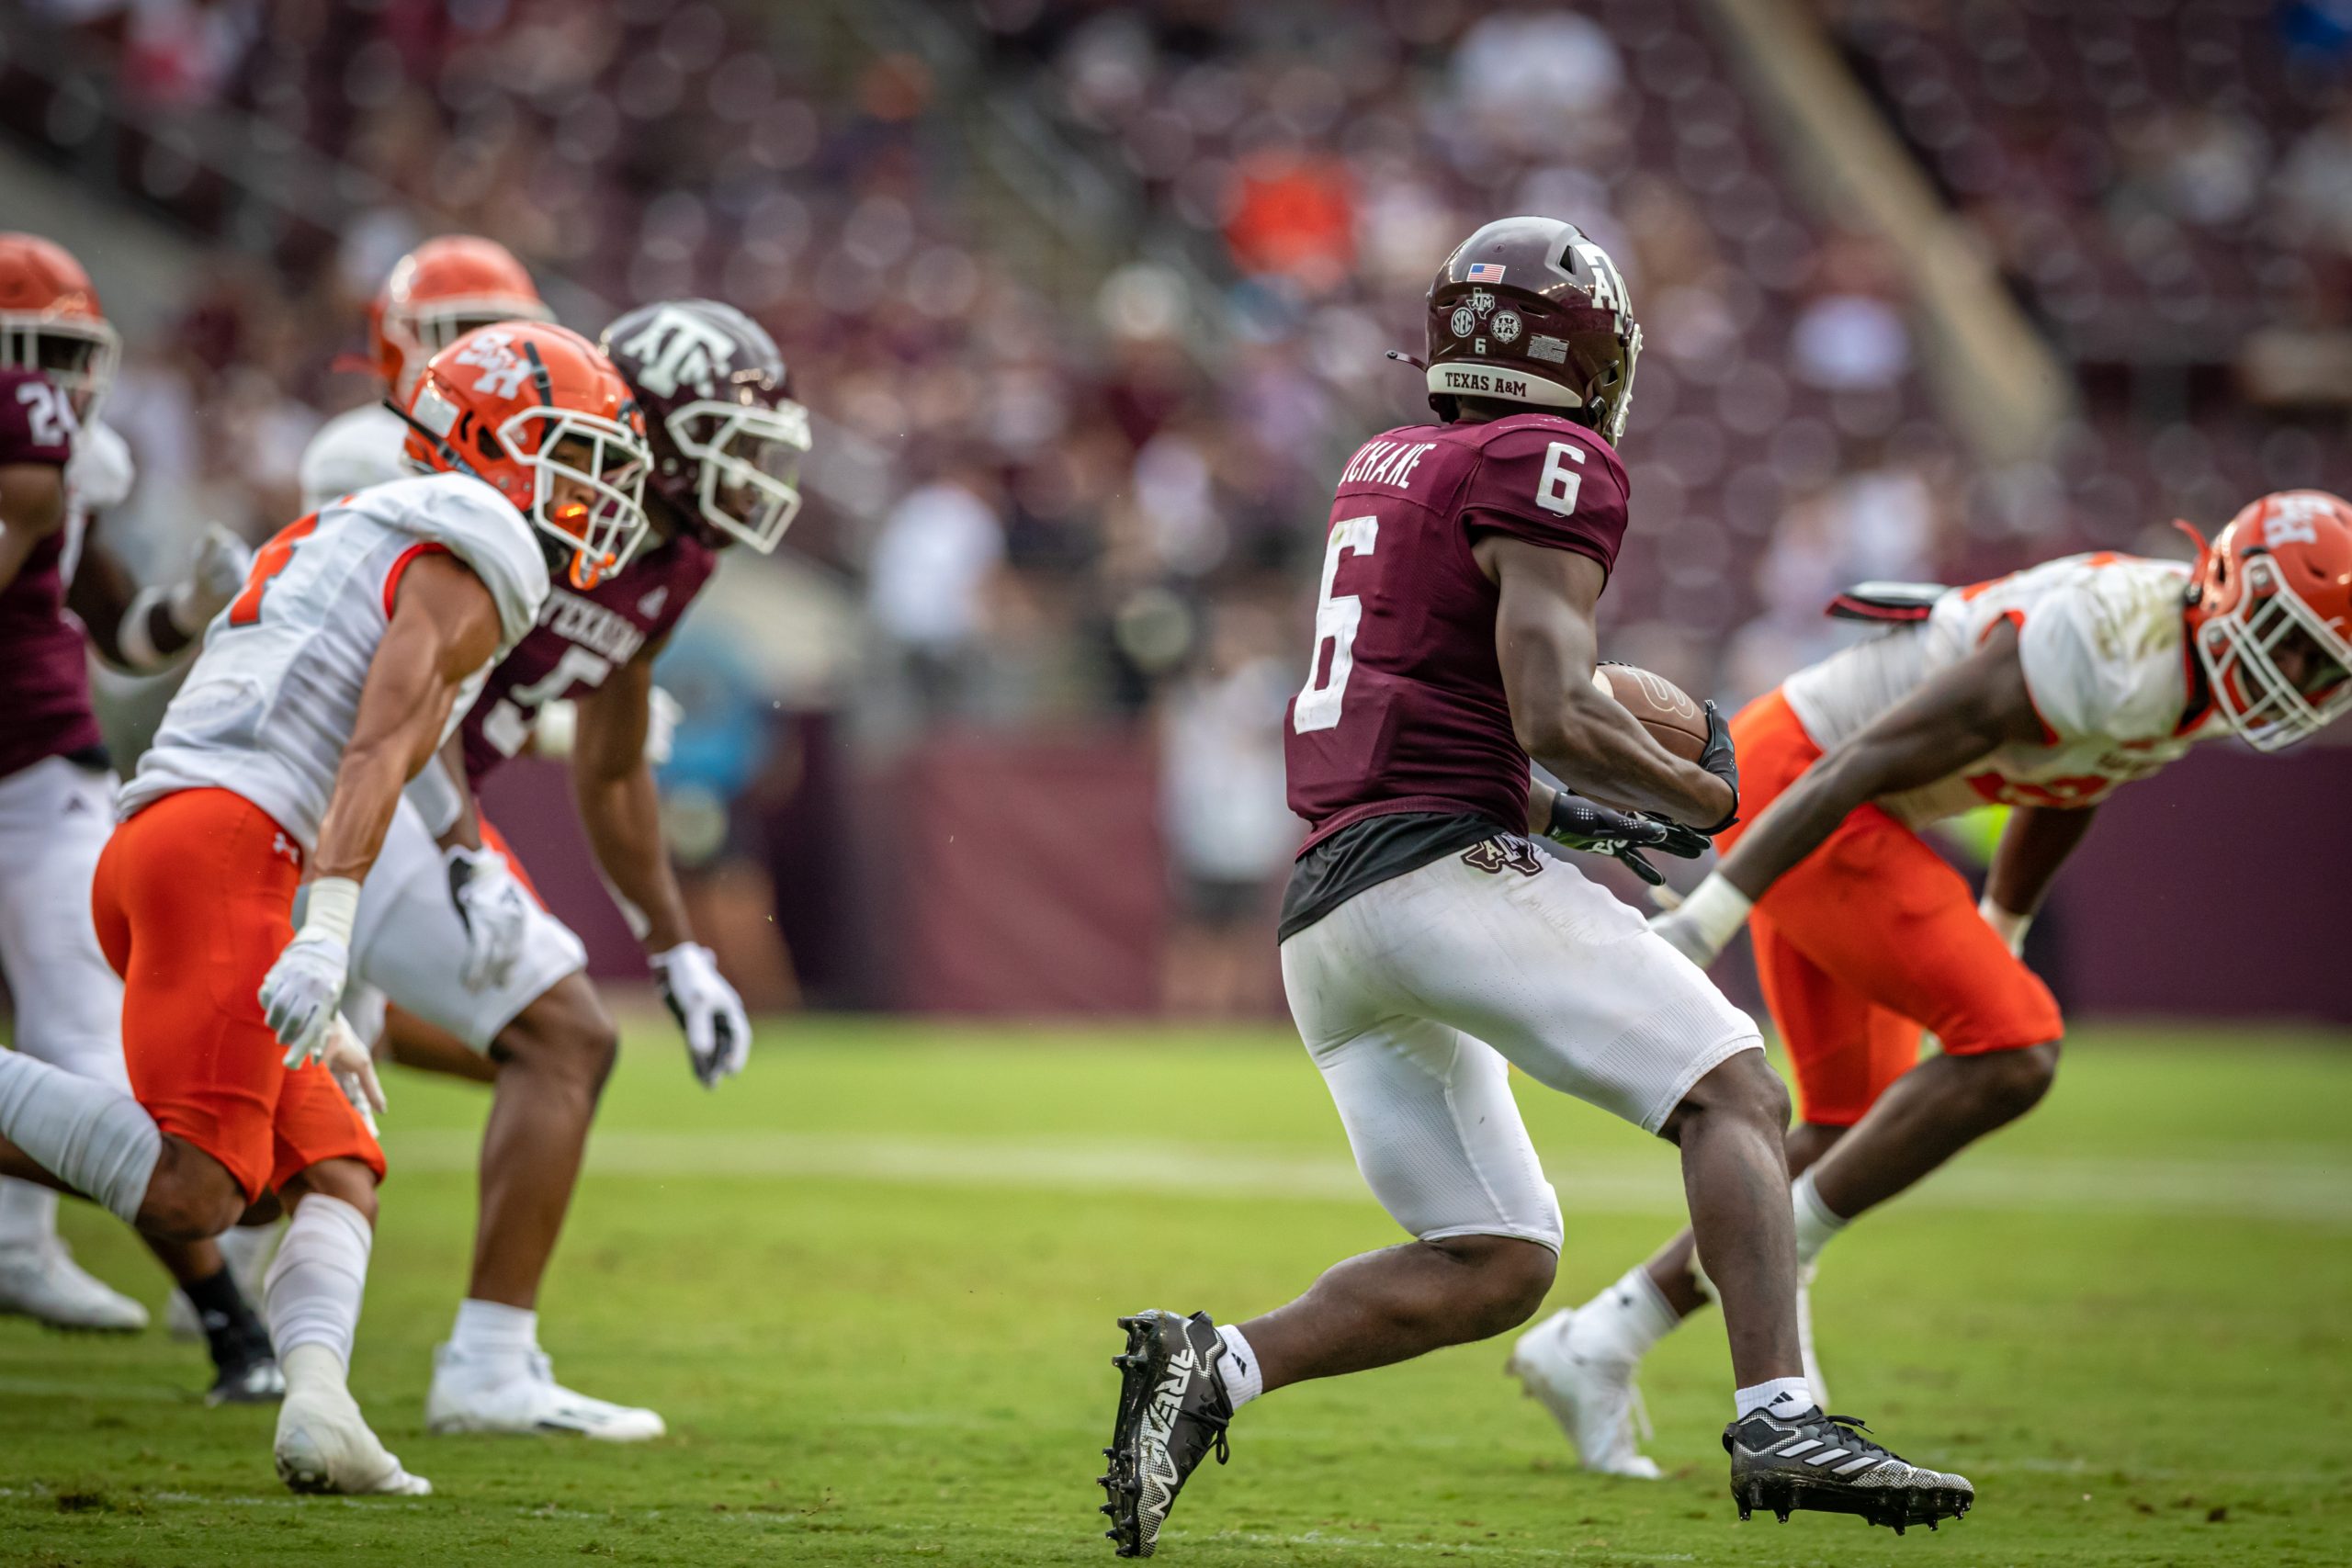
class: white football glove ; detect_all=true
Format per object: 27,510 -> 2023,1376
446,844 -> 534,990
320,1013 -> 387,1134
175,522 -> 254,629
651,942 -> 750,1088
262,931 -> 351,1068
644,684 -> 682,768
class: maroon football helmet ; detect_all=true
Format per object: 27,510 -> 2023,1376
599,299 -> 809,553
1421,217 -> 1641,443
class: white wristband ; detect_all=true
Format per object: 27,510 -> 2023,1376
115,586 -> 171,671
301,876 -> 364,948
1978,894 -> 2031,955
1679,874 -> 1755,953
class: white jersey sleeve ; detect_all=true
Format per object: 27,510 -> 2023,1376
337,472 -> 549,647
2012,558 -> 2201,745
299,403 -> 411,513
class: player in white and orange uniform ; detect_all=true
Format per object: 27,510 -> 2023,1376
1512,495 -> 2352,1476
0,320 -> 650,1495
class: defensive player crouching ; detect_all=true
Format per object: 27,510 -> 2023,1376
0,232 -> 282,1400
296,296 -> 805,1439
1099,219 -> 1973,1557
0,320 -> 650,1494
1512,494 -> 2352,1476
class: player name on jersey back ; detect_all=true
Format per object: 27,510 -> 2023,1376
1283,412 -> 1631,850
122,472 -> 549,850
1783,552 -> 2219,824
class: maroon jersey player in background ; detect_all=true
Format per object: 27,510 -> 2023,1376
1099,219 -> 1975,1557
0,233 -> 278,1406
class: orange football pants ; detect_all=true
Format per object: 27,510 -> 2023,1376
90,787 -> 386,1202
1719,690 -> 2064,1127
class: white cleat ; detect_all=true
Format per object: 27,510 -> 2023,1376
0,1238 -> 149,1332
274,1375 -> 431,1496
425,1345 -> 666,1442
1507,1305 -> 1662,1479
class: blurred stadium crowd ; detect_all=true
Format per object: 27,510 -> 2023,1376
6,0 -> 2350,1010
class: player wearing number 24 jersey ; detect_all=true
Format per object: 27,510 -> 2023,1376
1099,218 -> 1971,1561
1522,492 -> 2352,1481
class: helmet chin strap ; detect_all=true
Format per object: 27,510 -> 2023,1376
383,398 -> 490,485
1385,348 -> 1429,371
2173,518 -> 2212,606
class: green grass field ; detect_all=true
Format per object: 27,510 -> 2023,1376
4,1018 -> 2349,1566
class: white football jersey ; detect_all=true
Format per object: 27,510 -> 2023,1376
1781,553 -> 2223,827
299,402 -> 409,513
121,472 -> 549,851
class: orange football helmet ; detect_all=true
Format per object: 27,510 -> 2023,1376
399,322 -> 651,590
0,232 -> 120,417
2182,490 -> 2352,752
370,236 -> 552,399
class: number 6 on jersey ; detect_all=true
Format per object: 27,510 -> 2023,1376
1294,515 -> 1378,733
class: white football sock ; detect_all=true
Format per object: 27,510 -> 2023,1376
449,1298 -> 538,1362
0,1177 -> 60,1248
1215,1323 -> 1264,1409
1791,1171 -> 1849,1268
1735,1377 -> 1815,1420
1582,1264 -> 1681,1361
266,1193 -> 372,1372
0,1049 -> 161,1225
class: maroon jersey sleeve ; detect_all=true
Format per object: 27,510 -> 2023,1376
1456,422 -> 1628,578
0,368 -> 75,468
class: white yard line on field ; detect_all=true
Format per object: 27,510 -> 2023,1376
377,1128 -> 2352,1225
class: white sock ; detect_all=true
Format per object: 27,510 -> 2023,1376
1735,1377 -> 1815,1420
265,1193 -> 372,1372
1214,1323 -> 1264,1409
1581,1265 -> 1680,1361
218,1221 -> 282,1288
0,1049 -> 161,1225
1791,1171 -> 1849,1268
449,1298 -> 538,1362
0,1177 -> 60,1248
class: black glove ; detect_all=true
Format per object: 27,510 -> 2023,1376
1693,699 -> 1739,834
1544,792 -> 1712,886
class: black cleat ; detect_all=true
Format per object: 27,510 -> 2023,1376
1724,1407 -> 1973,1532
1100,1310 -> 1234,1558
203,1314 -> 284,1407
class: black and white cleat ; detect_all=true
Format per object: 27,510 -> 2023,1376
1724,1407 -> 1973,1533
1099,1310 -> 1235,1558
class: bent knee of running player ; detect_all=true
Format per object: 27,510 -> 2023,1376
488,972 -> 617,1093
137,1138 -> 251,1243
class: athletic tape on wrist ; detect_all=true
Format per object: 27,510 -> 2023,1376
1679,874 -> 1755,952
1978,894 -> 2031,954
301,876 -> 363,948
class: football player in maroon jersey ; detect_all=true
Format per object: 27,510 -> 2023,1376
322,299 -> 808,1439
1100,220 -> 1973,1554
0,233 -> 278,1403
